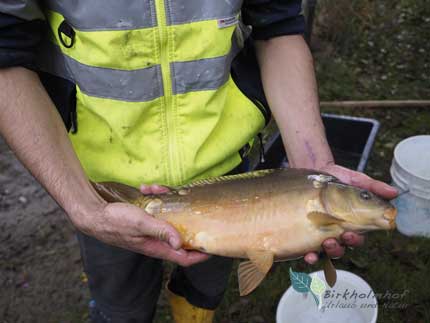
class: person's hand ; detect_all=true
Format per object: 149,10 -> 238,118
303,163 -> 398,264
72,184 -> 210,267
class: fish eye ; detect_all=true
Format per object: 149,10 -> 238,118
360,190 -> 372,200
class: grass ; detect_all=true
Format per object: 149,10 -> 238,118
315,0 -> 430,101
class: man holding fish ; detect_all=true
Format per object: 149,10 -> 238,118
0,0 -> 398,322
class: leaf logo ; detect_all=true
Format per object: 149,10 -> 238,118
310,276 -> 327,309
289,268 -> 327,309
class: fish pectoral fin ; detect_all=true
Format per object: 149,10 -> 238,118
323,255 -> 337,287
307,211 -> 345,227
238,250 -> 274,296
91,181 -> 142,203
238,261 -> 268,297
246,250 -> 274,273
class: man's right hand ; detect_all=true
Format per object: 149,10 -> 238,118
0,67 -> 209,268
72,199 -> 210,267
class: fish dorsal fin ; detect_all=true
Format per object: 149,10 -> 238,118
238,250 -> 274,296
180,169 -> 275,189
307,211 -> 345,227
91,181 -> 142,203
323,255 -> 337,287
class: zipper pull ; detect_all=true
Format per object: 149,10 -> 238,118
258,133 -> 265,164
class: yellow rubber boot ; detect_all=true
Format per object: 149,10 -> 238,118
166,288 -> 215,323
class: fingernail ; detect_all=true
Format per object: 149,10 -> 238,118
175,249 -> 187,256
169,237 -> 181,250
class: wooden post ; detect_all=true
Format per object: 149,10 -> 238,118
320,100 -> 430,109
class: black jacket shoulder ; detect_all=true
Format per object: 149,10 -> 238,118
0,12 -> 44,68
242,0 -> 305,40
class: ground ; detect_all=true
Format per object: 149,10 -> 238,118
1,1 -> 430,322
0,137 -> 88,322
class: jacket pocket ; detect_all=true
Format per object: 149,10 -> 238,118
38,71 -> 77,133
231,37 -> 271,126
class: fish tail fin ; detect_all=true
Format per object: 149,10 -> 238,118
91,181 -> 142,204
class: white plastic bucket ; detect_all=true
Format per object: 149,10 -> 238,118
390,135 -> 430,237
276,270 -> 378,323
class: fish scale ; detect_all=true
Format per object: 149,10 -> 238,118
92,167 -> 397,296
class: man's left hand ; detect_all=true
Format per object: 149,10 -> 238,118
303,163 -> 398,264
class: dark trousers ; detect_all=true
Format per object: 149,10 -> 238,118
78,161 -> 249,323
77,233 -> 233,323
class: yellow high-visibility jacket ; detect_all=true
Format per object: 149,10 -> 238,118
1,0 -> 305,187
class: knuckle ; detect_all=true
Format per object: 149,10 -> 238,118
154,227 -> 169,241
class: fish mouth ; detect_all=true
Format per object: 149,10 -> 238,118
383,207 -> 397,229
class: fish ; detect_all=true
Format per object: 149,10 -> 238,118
92,168 -> 397,296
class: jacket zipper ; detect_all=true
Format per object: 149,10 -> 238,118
155,0 -> 180,186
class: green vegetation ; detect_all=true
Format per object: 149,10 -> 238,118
316,0 -> 430,101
